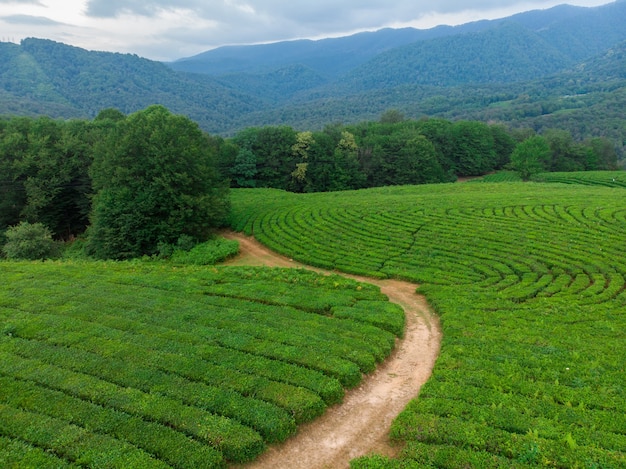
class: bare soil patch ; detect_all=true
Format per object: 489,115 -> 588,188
222,231 -> 441,469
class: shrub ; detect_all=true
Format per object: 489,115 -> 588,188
169,237 -> 239,265
2,222 -> 57,260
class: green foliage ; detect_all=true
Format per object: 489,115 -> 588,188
87,105 -> 230,259
350,454 -> 403,468
0,261 -> 400,466
343,23 -> 574,91
472,171 -> 522,183
0,115 -> 105,239
510,135 -> 551,180
0,38 -> 262,134
532,170 -> 626,187
168,237 -> 239,265
231,148 -> 257,187
2,221 -> 56,260
446,120 -> 498,176
228,183 -> 626,467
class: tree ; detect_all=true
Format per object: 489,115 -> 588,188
380,109 -> 406,124
446,121 -> 497,176
0,117 -> 30,230
414,118 -> 455,179
334,130 -> 365,190
253,126 -> 297,189
544,129 -> 583,172
94,108 -> 126,122
231,148 -> 257,187
586,137 -> 618,170
397,134 -> 446,185
510,135 -> 551,180
19,118 -> 94,239
87,105 -> 229,259
289,131 -> 314,191
2,221 -> 56,260
490,124 -> 516,168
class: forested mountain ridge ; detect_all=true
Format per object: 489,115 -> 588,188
1,1 -> 626,140
171,1 -> 626,78
0,38 -> 263,132
335,23 -> 574,92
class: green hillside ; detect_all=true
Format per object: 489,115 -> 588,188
229,182 -> 626,467
337,23 -> 573,91
0,39 -> 262,133
172,2 -> 626,78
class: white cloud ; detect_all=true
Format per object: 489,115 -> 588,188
0,0 -> 616,61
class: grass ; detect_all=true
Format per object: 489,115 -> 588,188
229,182 -> 626,468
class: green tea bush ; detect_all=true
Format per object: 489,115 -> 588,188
532,170 -> 626,187
1,261 -> 399,466
0,435 -> 73,469
228,184 -> 626,467
2,221 -> 57,260
169,237 -> 239,264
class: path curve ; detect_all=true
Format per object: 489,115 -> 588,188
221,231 -> 442,469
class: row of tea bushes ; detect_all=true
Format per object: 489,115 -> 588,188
229,182 -> 626,467
0,262 -> 403,467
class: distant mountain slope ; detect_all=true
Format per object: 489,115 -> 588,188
228,40 -> 626,153
167,1 -> 626,107
169,1 -> 626,79
0,38 -> 263,132
335,23 -> 573,92
168,27 -> 463,77
524,1 -> 626,60
1,2 -> 626,141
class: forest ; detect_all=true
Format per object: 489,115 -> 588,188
0,107 -> 618,258
217,116 -> 618,192
0,106 -> 230,259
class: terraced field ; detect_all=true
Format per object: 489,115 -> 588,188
230,181 -> 626,468
0,262 -> 404,468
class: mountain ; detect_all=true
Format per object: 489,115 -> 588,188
0,38 -> 263,132
170,2 -> 626,78
1,2 -> 626,140
167,1 -> 626,111
168,25 -> 491,78
334,22 -> 574,92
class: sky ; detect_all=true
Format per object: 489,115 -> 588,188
0,0 -> 614,62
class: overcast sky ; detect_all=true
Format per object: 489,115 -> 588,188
0,0 -> 614,61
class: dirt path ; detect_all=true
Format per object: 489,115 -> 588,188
221,231 -> 442,469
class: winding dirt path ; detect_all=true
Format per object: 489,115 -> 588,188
221,231 -> 442,469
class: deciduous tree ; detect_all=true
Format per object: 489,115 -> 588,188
87,105 -> 229,259
510,135 -> 551,180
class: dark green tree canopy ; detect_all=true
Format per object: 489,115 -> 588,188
87,105 -> 229,259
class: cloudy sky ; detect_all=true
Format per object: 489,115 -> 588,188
0,0 -> 613,61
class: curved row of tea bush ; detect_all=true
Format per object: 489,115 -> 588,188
230,182 -> 626,468
531,170 -> 626,188
0,262 -> 404,467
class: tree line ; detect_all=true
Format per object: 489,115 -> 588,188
0,106 -> 229,259
216,112 -> 618,191
0,107 -> 618,259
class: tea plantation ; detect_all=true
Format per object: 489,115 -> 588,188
0,263 -> 404,468
229,179 -> 625,468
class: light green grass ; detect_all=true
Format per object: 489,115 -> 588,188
230,182 -> 626,468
